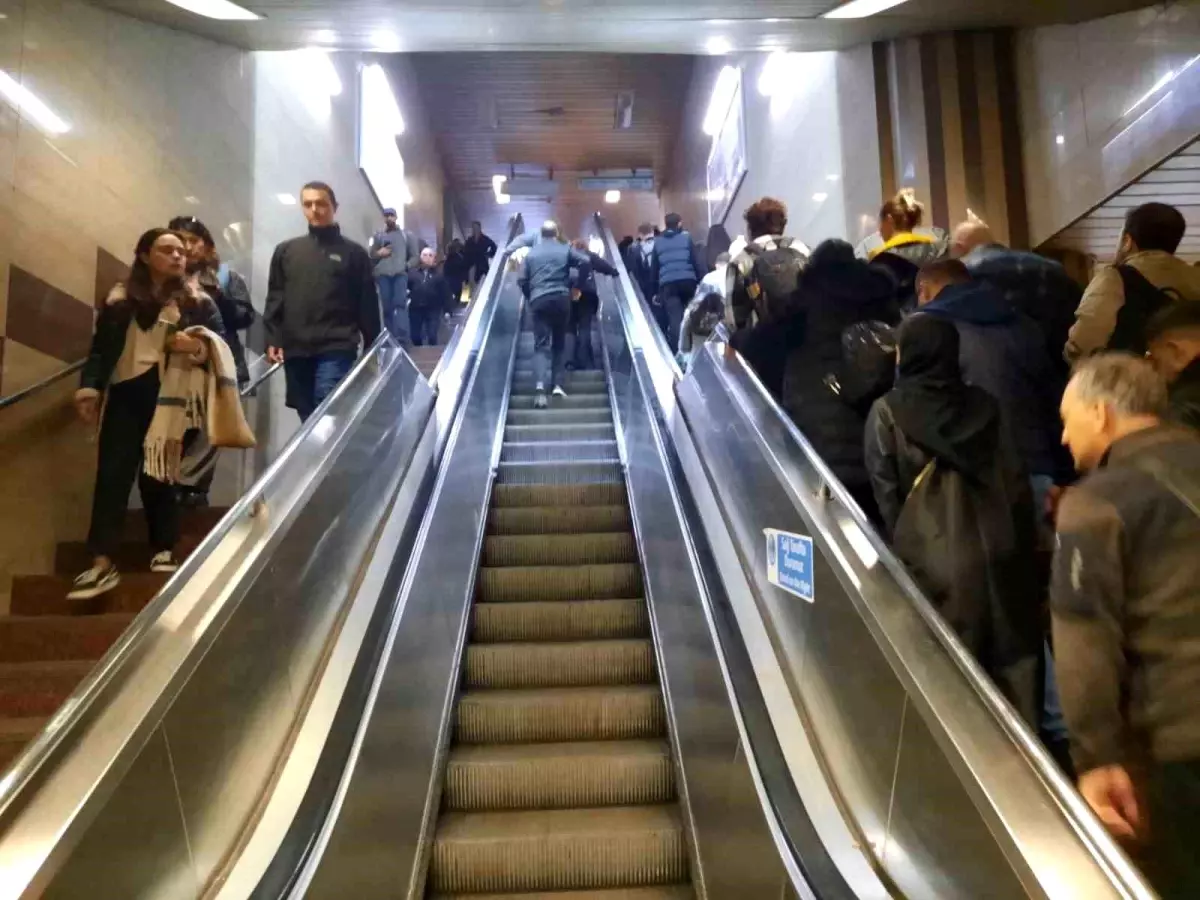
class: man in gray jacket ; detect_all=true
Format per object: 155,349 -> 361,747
518,221 -> 591,408
369,207 -> 420,344
1053,353 -> 1200,897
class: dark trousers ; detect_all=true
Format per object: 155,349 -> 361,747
531,292 -> 571,391
284,351 -> 356,422
87,368 -> 179,558
1138,759 -> 1200,899
376,273 -> 410,345
409,305 -> 441,347
571,293 -> 599,369
657,280 -> 696,351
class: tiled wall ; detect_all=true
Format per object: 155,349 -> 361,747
1017,2 -> 1200,246
0,0 -> 254,399
663,47 -> 882,252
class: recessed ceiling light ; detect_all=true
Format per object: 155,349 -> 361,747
277,193 -> 297,205
706,36 -> 732,55
0,70 -> 70,134
812,192 -> 829,202
827,174 -> 840,182
163,0 -> 261,21
823,0 -> 912,19
1055,134 -> 1065,146
605,190 -> 621,204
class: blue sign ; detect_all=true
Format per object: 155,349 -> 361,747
765,528 -> 814,603
577,176 -> 656,192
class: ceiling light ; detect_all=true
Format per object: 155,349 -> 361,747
812,192 -> 829,202
163,0 -> 261,20
1055,134 -> 1065,146
706,36 -> 732,55
588,236 -> 605,255
303,48 -> 342,96
277,193 -> 297,205
496,193 -> 511,205
823,0 -> 913,19
371,29 -> 401,51
184,195 -> 201,205
707,187 -> 726,202
702,65 -> 739,136
313,29 -> 336,43
361,63 -> 404,133
758,51 -> 787,97
1122,54 -> 1199,118
827,173 -> 840,182
605,189 -> 621,204
0,70 -> 70,134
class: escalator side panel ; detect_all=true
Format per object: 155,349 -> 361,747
300,284 -> 524,899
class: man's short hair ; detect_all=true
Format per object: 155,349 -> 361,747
637,222 -> 654,237
1147,301 -> 1200,344
1069,353 -> 1168,418
540,220 -> 560,239
302,181 -> 338,207
916,258 -> 970,290
664,213 -> 682,230
1124,203 -> 1186,254
744,197 -> 788,240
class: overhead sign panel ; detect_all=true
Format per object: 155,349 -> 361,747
578,175 -> 655,192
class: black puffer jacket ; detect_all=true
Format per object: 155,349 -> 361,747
733,250 -> 900,499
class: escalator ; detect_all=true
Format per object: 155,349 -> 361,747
425,329 -> 691,897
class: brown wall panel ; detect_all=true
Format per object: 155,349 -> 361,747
94,247 -> 130,309
5,266 -> 94,364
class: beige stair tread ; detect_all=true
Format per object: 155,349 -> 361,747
455,685 -> 665,744
431,889 -> 693,900
472,599 -> 648,643
436,803 -> 682,841
450,738 -> 669,764
483,533 -> 637,567
486,505 -> 630,536
464,639 -> 655,689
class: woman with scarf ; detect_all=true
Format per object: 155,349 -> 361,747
70,228 -> 226,600
864,314 -> 1043,726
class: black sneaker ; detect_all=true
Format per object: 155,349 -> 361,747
67,563 -> 120,600
150,551 -> 180,574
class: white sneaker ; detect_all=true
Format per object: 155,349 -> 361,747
67,563 -> 120,600
552,385 -> 568,398
150,551 -> 179,574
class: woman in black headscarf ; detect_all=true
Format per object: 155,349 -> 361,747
865,314 -> 1043,726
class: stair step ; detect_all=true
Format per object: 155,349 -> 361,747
500,441 -> 620,464
487,505 -> 630,536
464,639 -> 655,689
0,614 -> 133,663
429,805 -> 687,894
513,369 -> 606,383
8,573 -> 168,617
444,740 -> 674,812
473,599 -> 648,643
491,483 -> 626,509
509,394 -> 609,411
504,424 -> 616,443
55,536 -> 202,576
478,564 -> 641,604
483,533 -> 637,567
0,660 -> 94,717
431,888 -> 693,900
496,462 -> 623,486
455,686 -> 665,745
0,717 -> 48,771
507,409 -> 612,427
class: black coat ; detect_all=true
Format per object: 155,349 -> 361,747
734,259 -> 899,496
407,266 -> 454,313
1169,358 -> 1200,432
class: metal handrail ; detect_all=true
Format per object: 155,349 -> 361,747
241,360 -> 283,397
0,359 -> 84,411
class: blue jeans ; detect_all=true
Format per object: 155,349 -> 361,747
284,351 -> 356,422
409,305 -> 442,346
376,273 -> 410,345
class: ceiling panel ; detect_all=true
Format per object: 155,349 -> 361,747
1047,138 -> 1200,262
86,0 -> 1152,53
406,53 -> 692,240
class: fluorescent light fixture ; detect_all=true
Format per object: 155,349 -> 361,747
823,0 -> 912,19
163,0 -> 260,20
496,193 -> 511,205
371,29 -> 401,51
492,174 -> 511,205
361,63 -> 404,133
706,36 -> 732,55
0,71 -> 70,134
287,49 -> 341,120
277,193 -> 297,205
1055,134 -> 1065,146
313,29 -> 336,43
758,51 -> 787,96
605,189 -> 621,204
702,65 -> 739,136
588,236 -> 605,255
1122,54 -> 1199,118
812,192 -> 829,202
359,64 -> 409,216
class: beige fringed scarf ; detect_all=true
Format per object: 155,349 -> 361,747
144,327 -> 255,483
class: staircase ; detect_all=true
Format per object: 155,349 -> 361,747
0,506 -> 225,771
424,328 -> 693,898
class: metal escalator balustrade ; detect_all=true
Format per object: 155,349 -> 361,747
425,324 -> 692,898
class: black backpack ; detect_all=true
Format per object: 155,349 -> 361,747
1108,265 -> 1182,355
744,238 -> 806,321
825,320 -> 898,413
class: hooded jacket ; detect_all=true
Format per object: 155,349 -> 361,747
921,281 -> 1072,481
651,227 -> 703,288
733,253 -> 900,496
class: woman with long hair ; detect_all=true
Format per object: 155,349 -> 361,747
70,228 -> 225,600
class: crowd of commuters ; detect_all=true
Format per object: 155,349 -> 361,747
642,189 -> 1198,897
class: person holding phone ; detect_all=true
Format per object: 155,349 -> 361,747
70,228 -> 225,600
